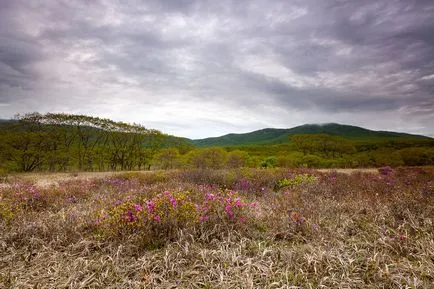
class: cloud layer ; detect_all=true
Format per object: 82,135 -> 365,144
1,0 -> 433,138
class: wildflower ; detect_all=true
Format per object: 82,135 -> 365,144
233,197 -> 242,207
199,215 -> 209,222
297,217 -> 306,224
95,214 -> 107,225
134,204 -> 143,212
225,204 -> 233,218
146,200 -> 155,213
124,210 -> 137,223
206,193 -> 215,200
169,196 -> 177,208
154,215 -> 161,221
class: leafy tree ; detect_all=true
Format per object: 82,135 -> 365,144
226,150 -> 249,168
153,148 -> 180,169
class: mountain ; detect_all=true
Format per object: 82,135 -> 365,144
191,123 -> 431,147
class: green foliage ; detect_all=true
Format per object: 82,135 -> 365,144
260,156 -> 277,168
153,148 -> 181,169
276,174 -> 318,189
1,114 -> 433,172
226,150 -> 249,168
187,147 -> 227,169
0,202 -> 14,222
0,113 -> 192,172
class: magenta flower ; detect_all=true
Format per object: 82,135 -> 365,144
199,215 -> 209,222
146,200 -> 155,213
225,204 -> 233,218
154,215 -> 161,221
169,196 -> 177,208
134,204 -> 143,212
125,210 -> 137,222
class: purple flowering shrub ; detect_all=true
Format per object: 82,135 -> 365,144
0,182 -> 48,221
96,191 -> 197,239
197,190 -> 257,224
95,189 -> 258,242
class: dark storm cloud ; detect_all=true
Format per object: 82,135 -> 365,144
0,0 -> 433,137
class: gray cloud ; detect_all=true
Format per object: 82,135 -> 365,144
0,0 -> 433,138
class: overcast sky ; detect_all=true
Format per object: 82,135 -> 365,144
1,0 -> 433,138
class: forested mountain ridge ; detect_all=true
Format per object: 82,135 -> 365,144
191,123 -> 431,147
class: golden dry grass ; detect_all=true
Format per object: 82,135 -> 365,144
1,167 -> 433,288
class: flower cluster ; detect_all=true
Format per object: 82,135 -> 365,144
197,190 -> 257,224
98,191 -> 197,233
96,189 -> 258,237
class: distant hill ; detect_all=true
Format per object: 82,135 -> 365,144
191,123 -> 431,147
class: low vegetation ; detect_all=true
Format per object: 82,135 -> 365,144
1,167 -> 433,288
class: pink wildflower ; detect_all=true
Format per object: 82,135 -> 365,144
199,215 -> 209,222
169,197 -> 177,208
125,210 -> 137,222
225,204 -> 233,218
154,215 -> 161,221
134,204 -> 143,212
146,200 -> 155,213
233,198 -> 242,207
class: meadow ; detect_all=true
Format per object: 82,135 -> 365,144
0,167 -> 433,288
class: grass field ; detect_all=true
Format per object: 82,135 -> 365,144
1,167 -> 433,288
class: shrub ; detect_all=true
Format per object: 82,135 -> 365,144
96,189 -> 258,243
276,174 -> 318,189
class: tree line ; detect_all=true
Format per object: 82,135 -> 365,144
0,113 -> 173,172
1,113 -> 433,173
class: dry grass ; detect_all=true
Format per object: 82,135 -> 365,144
1,167 -> 433,288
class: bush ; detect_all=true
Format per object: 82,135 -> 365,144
96,189 -> 258,243
276,174 -> 318,189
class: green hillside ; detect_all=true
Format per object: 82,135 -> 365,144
191,123 -> 430,147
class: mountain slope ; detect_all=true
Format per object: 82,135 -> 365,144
191,123 -> 431,147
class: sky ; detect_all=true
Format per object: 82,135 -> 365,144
0,0 -> 434,139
